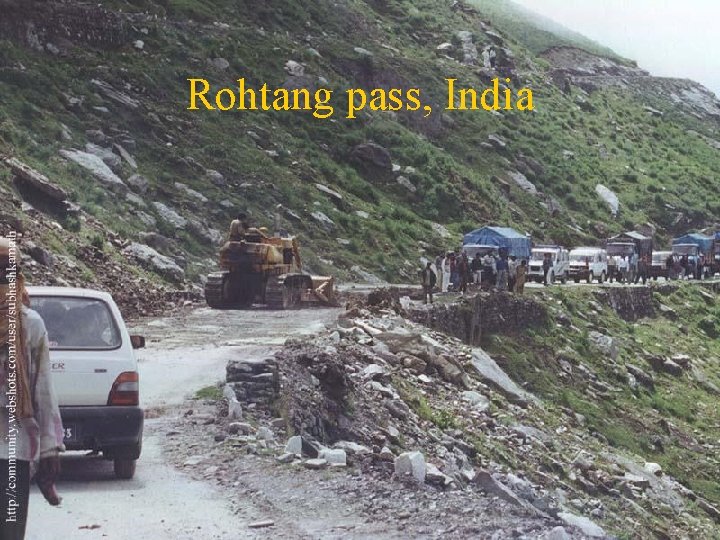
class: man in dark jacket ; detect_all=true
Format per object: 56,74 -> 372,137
421,262 -> 437,304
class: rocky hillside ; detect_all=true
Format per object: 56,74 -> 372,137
182,282 -> 720,538
1,0 -> 719,289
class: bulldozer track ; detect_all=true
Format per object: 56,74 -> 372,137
204,272 -> 228,309
265,275 -> 291,310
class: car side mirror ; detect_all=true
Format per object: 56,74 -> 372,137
130,335 -> 146,349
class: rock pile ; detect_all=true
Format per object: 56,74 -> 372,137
226,357 -> 280,405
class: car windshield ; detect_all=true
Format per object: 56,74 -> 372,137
531,251 -> 555,261
30,296 -> 122,350
570,254 -> 592,262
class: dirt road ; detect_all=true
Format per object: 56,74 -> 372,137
27,306 -> 341,539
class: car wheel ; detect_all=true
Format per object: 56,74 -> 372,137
114,458 -> 137,479
587,271 -> 594,284
549,271 -> 555,285
574,278 -> 579,284
599,271 -> 605,284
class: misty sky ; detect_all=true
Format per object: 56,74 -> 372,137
512,0 -> 720,97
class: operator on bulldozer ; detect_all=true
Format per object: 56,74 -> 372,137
228,213 -> 250,241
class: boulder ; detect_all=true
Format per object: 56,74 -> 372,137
152,202 -> 187,229
595,184 -> 619,216
310,211 -> 335,232
112,143 -> 138,169
205,169 -> 226,187
396,175 -> 416,193
315,183 -> 343,203
507,170 -> 537,194
210,57 -> 230,70
557,512 -> 606,538
349,143 -> 392,178
122,242 -> 184,282
59,149 -> 127,192
318,448 -> 347,467
588,331 -> 619,361
425,463 -> 454,487
470,349 -> 537,406
662,359 -> 683,377
5,157 -> 68,204
487,134 -> 507,150
455,31 -> 478,65
394,451 -> 426,483
304,458 -> 328,470
284,60 -> 304,77
85,143 -> 123,173
126,174 -> 150,194
461,391 -> 490,411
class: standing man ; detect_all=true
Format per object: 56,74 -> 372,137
470,253 -> 482,285
458,253 -> 470,294
434,254 -> 444,291
515,260 -> 528,294
636,254 -> 649,285
496,254 -> 509,291
618,255 -> 628,283
1,237 -> 65,539
542,253 -> 552,286
607,254 -> 617,283
449,254 -> 458,292
421,262 -> 437,304
507,255 -> 518,293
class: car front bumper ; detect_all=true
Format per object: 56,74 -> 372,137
60,406 -> 143,454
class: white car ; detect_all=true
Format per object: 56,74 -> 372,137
528,245 -> 569,284
27,287 -> 144,479
569,247 -> 608,283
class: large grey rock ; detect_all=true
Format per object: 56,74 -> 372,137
91,79 -> 140,109
152,202 -> 187,229
315,183 -> 343,202
175,182 -> 208,203
461,391 -> 490,411
5,157 -> 69,204
595,184 -> 619,216
557,512 -> 606,538
474,471 -> 527,507
333,441 -> 371,455
455,31 -> 478,65
310,211 -> 335,232
113,143 -> 137,169
122,242 -> 184,282
285,436 -> 302,455
126,174 -> 150,194
507,170 -> 537,194
59,149 -> 127,192
588,331 -> 619,361
470,349 -> 537,406
394,451 -> 426,483
319,448 -> 347,466
85,143 -> 123,172
304,458 -> 328,470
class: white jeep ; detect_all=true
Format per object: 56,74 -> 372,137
528,245 -> 570,284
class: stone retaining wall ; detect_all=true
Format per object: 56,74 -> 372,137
408,293 -> 549,345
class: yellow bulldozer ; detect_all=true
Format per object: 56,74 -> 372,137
204,228 -> 336,309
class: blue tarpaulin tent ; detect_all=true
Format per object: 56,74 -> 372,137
462,226 -> 531,259
672,233 -> 714,254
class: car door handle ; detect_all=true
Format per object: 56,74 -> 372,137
94,369 -> 107,373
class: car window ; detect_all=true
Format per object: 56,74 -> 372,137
30,296 -> 122,350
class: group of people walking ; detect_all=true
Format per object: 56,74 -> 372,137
421,251 -> 528,303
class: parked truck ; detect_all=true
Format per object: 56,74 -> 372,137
606,231 -> 653,282
673,233 -> 715,278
